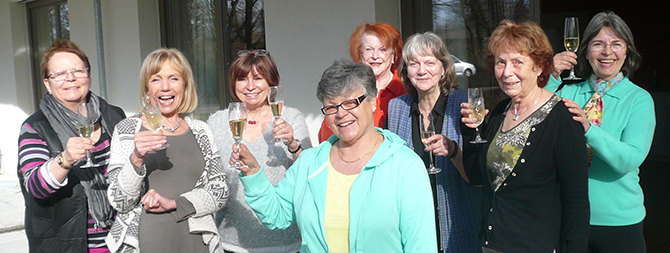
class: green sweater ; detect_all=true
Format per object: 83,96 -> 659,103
546,76 -> 656,226
240,128 -> 437,252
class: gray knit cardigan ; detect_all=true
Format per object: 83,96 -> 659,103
105,116 -> 229,253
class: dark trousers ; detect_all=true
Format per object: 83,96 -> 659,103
588,221 -> 646,253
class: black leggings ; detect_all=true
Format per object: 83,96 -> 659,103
588,222 -> 646,253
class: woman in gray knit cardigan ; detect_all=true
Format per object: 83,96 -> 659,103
106,48 -> 229,253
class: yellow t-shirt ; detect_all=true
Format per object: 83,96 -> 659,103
324,158 -> 359,253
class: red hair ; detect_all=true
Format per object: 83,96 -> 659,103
486,20 -> 554,87
349,22 -> 403,70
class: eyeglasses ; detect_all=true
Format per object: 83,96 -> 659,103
237,49 -> 269,56
589,41 -> 626,53
321,94 -> 367,115
361,47 -> 391,58
48,67 -> 90,82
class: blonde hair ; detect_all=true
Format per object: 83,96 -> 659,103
139,48 -> 198,114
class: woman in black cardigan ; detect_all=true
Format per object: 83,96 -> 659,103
459,20 -> 590,252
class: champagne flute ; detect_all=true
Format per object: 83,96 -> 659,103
420,114 -> 441,174
77,102 -> 97,167
563,17 -> 581,80
143,96 -> 168,149
229,102 -> 248,168
268,86 -> 285,142
467,88 -> 487,144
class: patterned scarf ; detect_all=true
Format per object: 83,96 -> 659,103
40,92 -> 115,228
583,72 -> 624,165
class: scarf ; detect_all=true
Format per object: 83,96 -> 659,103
40,92 -> 115,228
583,72 -> 624,165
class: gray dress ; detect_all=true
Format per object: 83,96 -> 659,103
208,106 -> 311,252
139,128 -> 209,253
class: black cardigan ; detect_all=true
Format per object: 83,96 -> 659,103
462,97 -> 590,253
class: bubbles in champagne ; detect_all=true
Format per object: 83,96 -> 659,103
146,112 -> 163,131
230,119 -> 247,143
270,102 -> 284,119
78,125 -> 94,138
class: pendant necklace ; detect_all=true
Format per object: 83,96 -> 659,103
513,89 -> 543,121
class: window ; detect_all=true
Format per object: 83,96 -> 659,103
403,0 -> 533,107
160,0 -> 266,119
27,0 -> 70,108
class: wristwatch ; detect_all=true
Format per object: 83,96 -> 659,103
57,152 -> 72,170
288,138 -> 303,154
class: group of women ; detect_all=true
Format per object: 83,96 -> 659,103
17,10 -> 654,253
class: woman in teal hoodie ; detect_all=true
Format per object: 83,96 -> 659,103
231,60 -> 437,252
550,11 -> 655,252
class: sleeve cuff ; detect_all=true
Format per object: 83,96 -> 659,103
43,160 -> 68,187
173,196 -> 196,222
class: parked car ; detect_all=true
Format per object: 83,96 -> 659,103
451,55 -> 476,78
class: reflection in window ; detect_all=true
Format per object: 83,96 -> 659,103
433,0 -> 529,106
27,1 -> 70,107
162,0 -> 266,119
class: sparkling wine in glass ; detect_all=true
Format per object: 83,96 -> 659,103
564,17 -> 581,80
420,114 -> 441,174
468,88 -> 487,144
268,86 -> 284,120
77,102 -> 97,166
143,96 -> 168,149
229,102 -> 247,168
268,86 -> 285,142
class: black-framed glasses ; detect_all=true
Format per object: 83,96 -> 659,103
237,49 -> 269,56
321,94 -> 367,115
47,67 -> 90,82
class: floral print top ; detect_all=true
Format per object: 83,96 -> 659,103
486,94 -> 561,191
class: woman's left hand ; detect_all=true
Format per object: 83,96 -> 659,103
424,134 -> 456,157
271,119 -> 295,144
563,98 -> 591,132
141,189 -> 176,213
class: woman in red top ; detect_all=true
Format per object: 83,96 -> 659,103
317,22 -> 406,142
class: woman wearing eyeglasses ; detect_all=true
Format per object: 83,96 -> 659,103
549,11 -> 654,252
317,22 -> 406,142
207,49 -> 311,252
17,40 -> 126,252
230,60 -> 437,252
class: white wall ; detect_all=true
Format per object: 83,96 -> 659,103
0,1 -> 31,174
0,0 -> 396,173
265,0 -> 398,146
0,0 -> 159,174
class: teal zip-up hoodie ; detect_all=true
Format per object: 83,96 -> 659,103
240,128 -> 437,252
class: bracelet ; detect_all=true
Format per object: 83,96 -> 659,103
447,139 -> 459,159
288,139 -> 302,154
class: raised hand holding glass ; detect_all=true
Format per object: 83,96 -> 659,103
77,102 -> 97,166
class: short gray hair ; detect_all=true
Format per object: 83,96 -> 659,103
577,11 -> 641,78
316,60 -> 377,103
399,32 -> 457,98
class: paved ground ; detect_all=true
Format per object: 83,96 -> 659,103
0,172 -> 28,252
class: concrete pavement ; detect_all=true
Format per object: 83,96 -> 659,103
0,172 -> 28,252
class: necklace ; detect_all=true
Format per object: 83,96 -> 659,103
247,106 -> 271,125
337,133 -> 382,163
513,89 -> 543,121
162,118 -> 183,132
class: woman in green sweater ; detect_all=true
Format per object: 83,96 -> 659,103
549,11 -> 655,252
